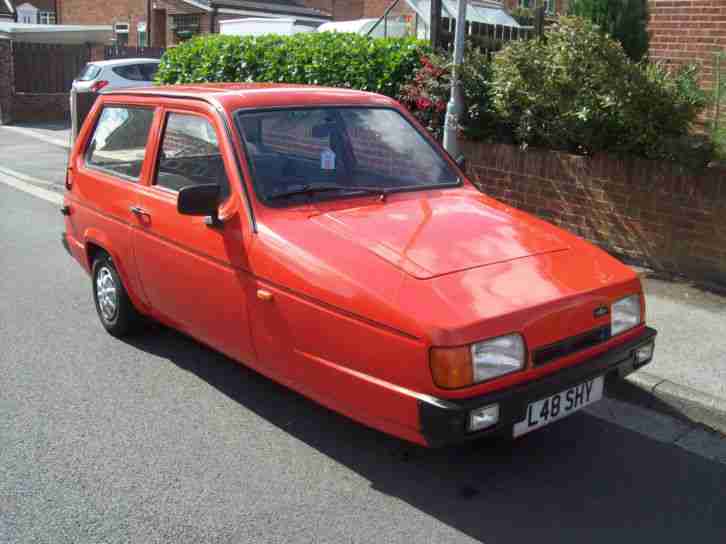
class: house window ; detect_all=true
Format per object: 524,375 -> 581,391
114,22 -> 130,46
38,11 -> 56,24
137,22 -> 147,47
519,0 -> 556,14
171,14 -> 201,41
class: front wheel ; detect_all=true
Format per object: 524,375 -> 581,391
92,253 -> 139,337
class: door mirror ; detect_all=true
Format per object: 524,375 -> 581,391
177,184 -> 221,225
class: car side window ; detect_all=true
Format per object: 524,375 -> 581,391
140,63 -> 159,81
155,113 -> 230,200
111,64 -> 146,81
85,106 -> 154,181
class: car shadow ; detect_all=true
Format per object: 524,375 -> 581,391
123,327 -> 726,542
10,120 -> 71,132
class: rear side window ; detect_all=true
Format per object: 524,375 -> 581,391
155,113 -> 230,199
85,106 -> 154,181
77,64 -> 101,81
111,64 -> 147,81
140,63 -> 159,80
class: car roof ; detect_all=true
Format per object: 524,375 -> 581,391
90,58 -> 161,67
104,83 -> 399,110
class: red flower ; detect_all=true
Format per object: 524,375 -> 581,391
416,98 -> 432,110
435,100 -> 447,112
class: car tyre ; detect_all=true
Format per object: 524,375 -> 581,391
92,253 -> 139,337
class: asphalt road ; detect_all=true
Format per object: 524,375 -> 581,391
2,180 -> 726,542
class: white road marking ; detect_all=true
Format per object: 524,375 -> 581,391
0,170 -> 63,205
0,125 -> 70,148
0,165 -> 58,186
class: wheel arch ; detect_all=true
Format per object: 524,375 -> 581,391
83,228 -> 149,315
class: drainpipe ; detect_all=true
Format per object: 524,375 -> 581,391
442,0 -> 467,156
147,0 -> 151,47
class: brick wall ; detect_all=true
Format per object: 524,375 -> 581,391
649,0 -> 726,123
305,0 -> 334,16
462,141 -> 726,286
59,0 -> 146,46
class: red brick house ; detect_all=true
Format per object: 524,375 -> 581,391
57,0 -> 331,48
55,0 -> 571,49
2,0 -> 58,23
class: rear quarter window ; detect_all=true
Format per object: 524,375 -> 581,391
85,106 -> 155,181
77,64 -> 101,81
140,63 -> 159,80
111,64 -> 147,81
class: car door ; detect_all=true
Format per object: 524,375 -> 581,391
132,103 -> 257,365
70,101 -> 157,311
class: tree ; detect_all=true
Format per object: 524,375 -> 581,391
568,0 -> 649,61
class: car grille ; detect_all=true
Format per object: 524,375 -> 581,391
533,325 -> 611,367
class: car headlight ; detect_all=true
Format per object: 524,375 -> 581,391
611,294 -> 642,336
431,334 -> 526,389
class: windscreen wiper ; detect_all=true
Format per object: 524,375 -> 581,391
267,184 -> 390,201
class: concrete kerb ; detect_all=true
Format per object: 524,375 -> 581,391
626,370 -> 726,434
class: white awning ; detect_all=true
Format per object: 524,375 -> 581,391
317,18 -> 408,37
0,22 -> 112,44
405,0 -> 521,28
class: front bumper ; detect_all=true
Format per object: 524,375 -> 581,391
419,326 -> 657,447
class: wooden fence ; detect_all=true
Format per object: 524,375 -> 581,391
104,46 -> 166,60
12,42 -> 90,93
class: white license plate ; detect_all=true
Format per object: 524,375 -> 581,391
513,376 -> 604,437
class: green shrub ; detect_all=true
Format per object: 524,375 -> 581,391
569,0 -> 649,61
491,17 -> 710,164
155,32 -> 428,99
399,48 -> 499,141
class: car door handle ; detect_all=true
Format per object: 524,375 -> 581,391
256,289 -> 274,302
130,206 -> 151,218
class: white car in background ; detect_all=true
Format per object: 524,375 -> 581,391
70,58 -> 161,143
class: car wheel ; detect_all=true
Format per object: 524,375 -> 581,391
92,253 -> 139,337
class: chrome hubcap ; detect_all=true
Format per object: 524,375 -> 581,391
96,266 -> 118,322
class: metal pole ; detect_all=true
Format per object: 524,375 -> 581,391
430,0 -> 442,48
443,0 -> 467,156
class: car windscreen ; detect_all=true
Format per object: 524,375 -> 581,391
77,64 -> 102,81
235,107 -> 459,204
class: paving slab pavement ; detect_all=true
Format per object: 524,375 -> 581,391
0,123 -> 69,187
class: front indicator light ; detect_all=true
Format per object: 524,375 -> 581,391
469,404 -> 500,432
612,295 -> 642,336
430,346 -> 474,389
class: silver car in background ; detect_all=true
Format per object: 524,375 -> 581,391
70,58 -> 160,143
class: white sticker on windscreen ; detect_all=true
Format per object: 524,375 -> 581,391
321,148 -> 336,170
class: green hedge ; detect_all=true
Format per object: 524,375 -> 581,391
155,32 -> 428,99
